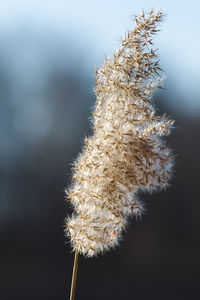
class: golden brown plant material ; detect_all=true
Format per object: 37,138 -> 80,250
65,9 -> 174,257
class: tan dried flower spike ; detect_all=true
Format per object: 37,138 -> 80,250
65,9 -> 174,258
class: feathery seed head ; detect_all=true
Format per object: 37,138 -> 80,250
65,9 -> 174,257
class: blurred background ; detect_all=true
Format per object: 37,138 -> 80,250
0,0 -> 200,299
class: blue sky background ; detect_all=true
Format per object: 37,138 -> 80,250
0,0 -> 199,112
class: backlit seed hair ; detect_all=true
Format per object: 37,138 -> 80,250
65,9 -> 174,257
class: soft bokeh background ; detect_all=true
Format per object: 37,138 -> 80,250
0,1 -> 200,299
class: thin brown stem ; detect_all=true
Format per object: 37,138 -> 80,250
69,251 -> 79,300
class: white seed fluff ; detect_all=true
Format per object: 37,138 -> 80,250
65,9 -> 174,257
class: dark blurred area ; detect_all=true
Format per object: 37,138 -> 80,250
1,3 -> 200,300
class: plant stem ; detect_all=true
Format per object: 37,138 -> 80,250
69,251 -> 79,300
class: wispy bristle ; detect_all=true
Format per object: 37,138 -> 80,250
65,9 -> 174,257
